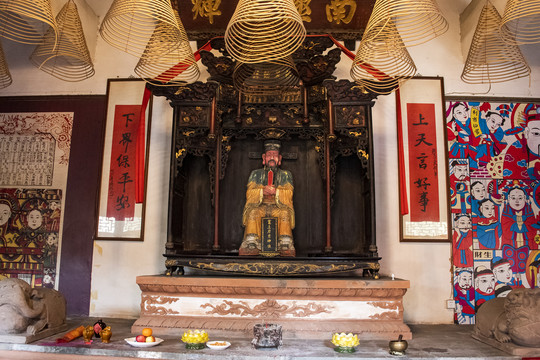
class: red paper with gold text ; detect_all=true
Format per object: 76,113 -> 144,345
106,105 -> 141,220
407,103 -> 440,222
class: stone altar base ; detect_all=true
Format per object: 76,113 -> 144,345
132,275 -> 411,340
0,324 -> 68,344
473,333 -> 540,356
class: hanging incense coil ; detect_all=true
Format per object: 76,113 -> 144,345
363,0 -> 448,47
225,0 -> 306,64
461,1 -> 530,84
100,0 -> 182,57
0,40 -> 12,89
233,56 -> 300,96
0,0 -> 57,45
30,0 -> 94,82
500,0 -> 540,44
351,20 -> 416,94
135,10 -> 199,86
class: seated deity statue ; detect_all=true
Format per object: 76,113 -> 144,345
239,140 -> 295,256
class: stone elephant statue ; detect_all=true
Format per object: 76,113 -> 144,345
0,278 -> 66,335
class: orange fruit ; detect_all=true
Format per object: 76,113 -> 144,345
142,328 -> 153,337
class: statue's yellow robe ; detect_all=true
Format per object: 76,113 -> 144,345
242,168 -> 294,247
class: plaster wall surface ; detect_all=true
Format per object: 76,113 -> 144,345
0,0 -> 539,323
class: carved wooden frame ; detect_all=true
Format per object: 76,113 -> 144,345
397,77 -> 451,242
95,79 -> 152,241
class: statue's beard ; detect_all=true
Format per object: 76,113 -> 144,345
266,161 -> 278,171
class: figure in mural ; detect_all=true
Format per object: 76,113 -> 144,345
475,108 -> 508,168
449,160 -> 469,183
475,266 -> 496,311
470,181 -> 487,217
504,106 -> 540,179
0,199 -> 16,248
491,256 -> 522,288
447,102 -> 477,169
475,199 -> 501,249
453,214 -> 473,267
501,184 -> 537,249
454,268 -> 475,324
17,207 -> 45,248
0,190 -> 62,286
47,201 -> 61,233
494,284 -> 513,297
450,182 -> 469,215
239,140 -> 295,256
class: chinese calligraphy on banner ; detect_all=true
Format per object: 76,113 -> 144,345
446,99 -> 540,324
96,79 -> 151,240
106,105 -> 141,220
407,103 -> 440,222
397,77 -> 449,242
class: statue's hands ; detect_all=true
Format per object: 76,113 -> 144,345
263,185 -> 276,196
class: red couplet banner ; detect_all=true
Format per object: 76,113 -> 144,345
407,103 -> 440,222
106,105 -> 141,220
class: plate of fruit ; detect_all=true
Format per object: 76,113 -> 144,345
125,328 -> 163,347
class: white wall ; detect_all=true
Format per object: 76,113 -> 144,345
1,0 -> 539,323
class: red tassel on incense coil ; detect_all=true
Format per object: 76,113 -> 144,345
267,170 -> 273,186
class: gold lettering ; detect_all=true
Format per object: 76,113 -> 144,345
295,0 -> 312,22
326,0 -> 357,25
191,0 -> 222,24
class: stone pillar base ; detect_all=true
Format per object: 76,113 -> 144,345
132,275 -> 411,340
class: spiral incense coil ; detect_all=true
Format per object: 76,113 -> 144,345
0,0 -> 57,45
233,56 -> 299,96
501,0 -> 540,44
100,0 -> 182,57
351,20 -> 416,94
363,0 -> 448,47
30,0 -> 94,82
0,40 -> 12,89
461,1 -> 530,84
225,0 -> 306,64
135,10 -> 199,86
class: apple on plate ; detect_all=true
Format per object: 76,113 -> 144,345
135,335 -> 146,342
146,336 -> 156,343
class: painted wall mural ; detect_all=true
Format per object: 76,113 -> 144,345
447,100 -> 540,324
0,112 -> 73,288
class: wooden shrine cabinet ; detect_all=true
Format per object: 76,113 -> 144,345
149,37 -> 382,278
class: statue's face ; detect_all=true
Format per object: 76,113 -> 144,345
493,263 -> 513,283
262,150 -> 282,168
476,274 -> 495,294
457,272 -> 472,289
0,204 -> 11,226
27,209 -> 43,230
508,188 -> 526,211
